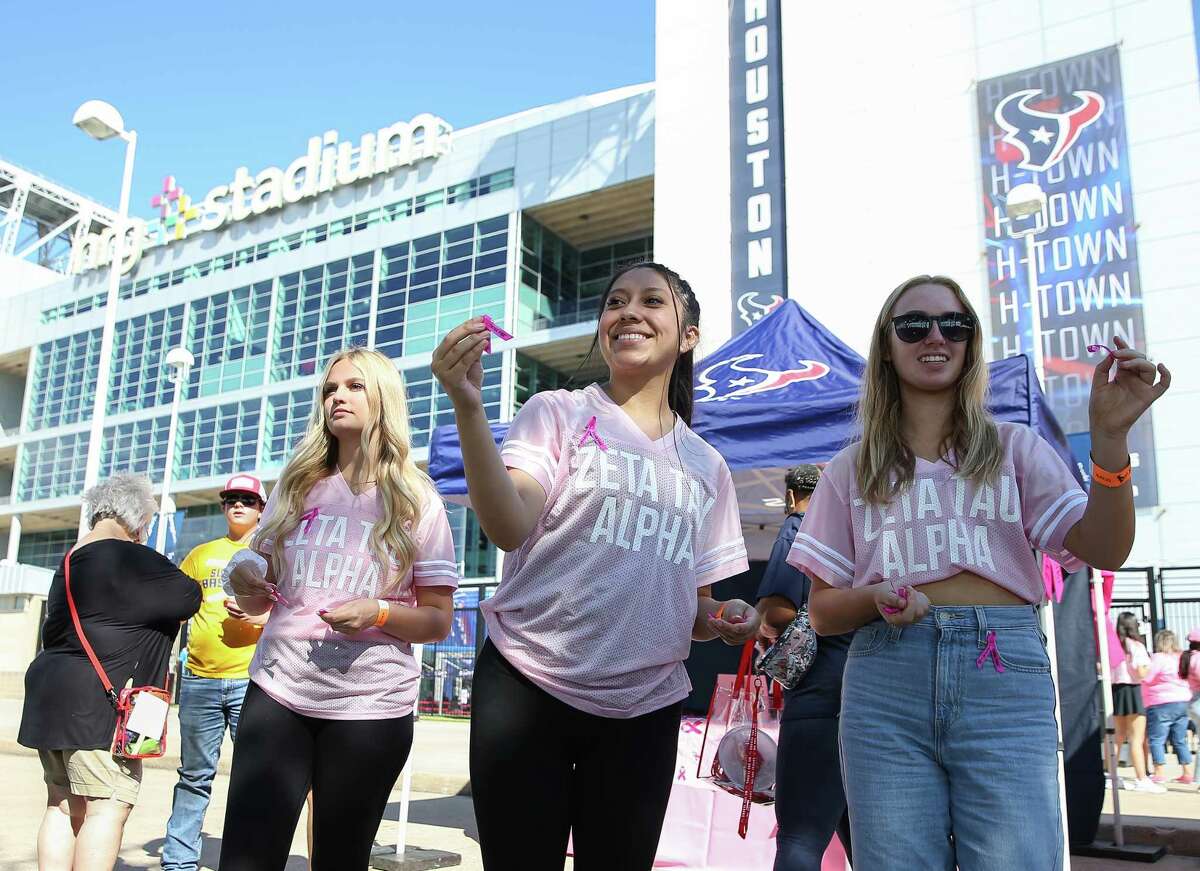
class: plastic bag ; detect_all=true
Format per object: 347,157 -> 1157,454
697,641 -> 783,837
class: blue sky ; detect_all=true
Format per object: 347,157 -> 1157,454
6,1 -> 654,215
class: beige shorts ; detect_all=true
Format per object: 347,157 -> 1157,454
38,748 -> 142,806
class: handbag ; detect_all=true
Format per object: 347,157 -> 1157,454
754,603 -> 818,690
697,640 -> 783,838
63,547 -> 172,759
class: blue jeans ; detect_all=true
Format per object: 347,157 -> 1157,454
840,606 -> 1062,871
161,670 -> 248,871
774,716 -> 851,871
1147,701 -> 1193,767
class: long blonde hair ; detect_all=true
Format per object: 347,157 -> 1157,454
258,347 -> 434,594
856,275 -> 1002,505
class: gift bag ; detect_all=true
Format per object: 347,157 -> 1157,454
697,640 -> 783,837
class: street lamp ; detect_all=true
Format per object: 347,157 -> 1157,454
1004,181 -> 1049,384
154,347 -> 194,554
75,100 -> 138,536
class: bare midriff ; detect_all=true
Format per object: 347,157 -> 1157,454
916,571 -> 1028,606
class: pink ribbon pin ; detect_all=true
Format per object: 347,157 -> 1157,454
579,415 -> 607,451
976,630 -> 1006,673
1087,343 -> 1115,357
300,507 -> 319,533
481,314 -> 513,341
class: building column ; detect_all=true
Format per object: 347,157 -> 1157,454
4,515 -> 21,563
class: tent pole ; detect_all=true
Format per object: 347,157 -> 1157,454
1092,570 -> 1124,846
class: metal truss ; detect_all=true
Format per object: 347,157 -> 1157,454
0,158 -> 115,272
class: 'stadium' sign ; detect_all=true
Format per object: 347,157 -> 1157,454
976,46 -> 1158,506
728,0 -> 789,335
72,113 -> 453,276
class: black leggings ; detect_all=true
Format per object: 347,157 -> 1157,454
469,640 -> 682,870
219,681 -> 413,871
773,716 -> 852,871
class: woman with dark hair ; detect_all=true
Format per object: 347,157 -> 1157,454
1181,628 -> 1200,740
1112,611 -> 1160,791
432,262 -> 756,869
788,275 -> 1170,868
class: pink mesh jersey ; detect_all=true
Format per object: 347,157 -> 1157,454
486,385 -> 749,718
249,472 -> 459,719
788,422 -> 1088,603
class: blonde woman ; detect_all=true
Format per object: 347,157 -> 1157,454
788,276 -> 1170,870
220,348 -> 459,871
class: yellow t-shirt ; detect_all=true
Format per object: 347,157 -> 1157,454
180,537 -> 262,679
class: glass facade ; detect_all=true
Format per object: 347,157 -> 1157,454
271,255 -> 373,381
27,329 -> 102,429
189,282 -> 272,398
109,306 -> 186,414
262,389 -> 314,468
17,431 -> 89,502
375,215 -> 510,359
177,400 -> 261,481
517,217 -> 652,334
17,527 -> 77,569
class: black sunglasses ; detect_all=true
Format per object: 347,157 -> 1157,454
222,495 -> 263,509
890,312 -> 975,343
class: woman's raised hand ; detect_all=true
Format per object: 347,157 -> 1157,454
432,319 -> 490,410
1089,336 -> 1170,439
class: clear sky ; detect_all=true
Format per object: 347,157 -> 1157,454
5,1 -> 654,216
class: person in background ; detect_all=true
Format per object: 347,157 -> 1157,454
221,347 -> 458,870
1181,628 -> 1200,742
161,474 -> 267,871
755,464 -> 852,871
1143,629 -> 1194,784
1112,612 -> 1162,792
19,474 -> 201,871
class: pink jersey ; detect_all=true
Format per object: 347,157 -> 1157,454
249,472 -> 459,719
1113,638 -> 1150,685
486,385 -> 749,718
1143,651 -> 1192,707
787,422 -> 1088,603
1187,655 -> 1200,696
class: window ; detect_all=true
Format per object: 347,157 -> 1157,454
404,357 -> 502,449
17,432 -> 90,501
188,282 -> 272,398
108,305 -> 186,414
262,390 -> 314,467
27,329 -> 102,430
272,254 -> 373,380
177,401 -> 260,481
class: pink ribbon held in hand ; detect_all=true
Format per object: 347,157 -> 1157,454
579,415 -> 608,451
883,585 -> 909,615
1087,343 -> 1115,357
976,630 -> 1006,673
481,314 -> 513,341
299,507 -> 320,533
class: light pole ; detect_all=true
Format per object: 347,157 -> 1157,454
154,347 -> 194,555
74,100 -> 138,536
1006,181 -> 1075,869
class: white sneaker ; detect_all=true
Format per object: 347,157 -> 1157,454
1130,778 -> 1168,794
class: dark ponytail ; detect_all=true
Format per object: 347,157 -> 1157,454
1115,611 -> 1140,656
576,260 -> 702,424
1181,641 -> 1200,679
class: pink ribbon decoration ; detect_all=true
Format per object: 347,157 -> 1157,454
882,585 -> 909,615
579,415 -> 608,451
976,630 -> 1006,673
1042,554 -> 1064,604
1086,343 -> 1115,357
300,507 -> 320,533
481,314 -> 513,341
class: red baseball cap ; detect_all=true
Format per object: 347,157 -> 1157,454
219,474 -> 266,503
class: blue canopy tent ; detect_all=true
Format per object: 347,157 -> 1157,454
428,299 -> 1083,555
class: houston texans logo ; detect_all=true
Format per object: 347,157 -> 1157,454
696,353 -> 829,403
737,291 -> 785,327
994,89 -> 1105,172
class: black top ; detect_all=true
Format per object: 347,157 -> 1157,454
19,539 -> 201,751
756,513 -> 853,720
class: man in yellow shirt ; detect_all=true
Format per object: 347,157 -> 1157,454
162,474 -> 267,871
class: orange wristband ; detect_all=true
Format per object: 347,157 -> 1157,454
374,599 -> 390,627
1091,458 -> 1132,488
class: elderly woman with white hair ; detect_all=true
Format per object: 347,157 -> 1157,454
19,473 -> 200,871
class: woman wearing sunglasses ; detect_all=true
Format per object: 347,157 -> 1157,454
788,275 -> 1170,870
